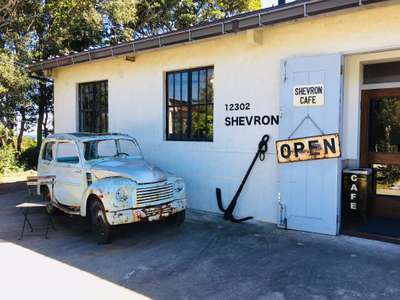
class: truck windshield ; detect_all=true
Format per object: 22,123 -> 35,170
84,139 -> 142,160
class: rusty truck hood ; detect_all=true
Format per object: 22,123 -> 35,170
90,158 -> 166,184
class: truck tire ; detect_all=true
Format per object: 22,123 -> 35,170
90,201 -> 111,244
166,210 -> 185,226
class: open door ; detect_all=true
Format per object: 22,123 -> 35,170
360,88 -> 400,219
279,54 -> 343,235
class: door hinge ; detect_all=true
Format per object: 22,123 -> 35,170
340,64 -> 344,75
283,60 -> 287,82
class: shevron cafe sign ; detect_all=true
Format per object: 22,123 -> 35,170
276,134 -> 341,164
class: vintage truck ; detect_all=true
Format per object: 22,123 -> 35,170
37,133 -> 186,243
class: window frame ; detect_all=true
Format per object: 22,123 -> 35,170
165,66 -> 214,142
78,80 -> 108,133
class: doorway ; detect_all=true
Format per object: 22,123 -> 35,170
356,88 -> 400,242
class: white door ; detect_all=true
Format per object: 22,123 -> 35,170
38,141 -> 56,177
279,54 -> 343,235
54,141 -> 85,207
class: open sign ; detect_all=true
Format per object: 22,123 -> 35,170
276,133 -> 341,163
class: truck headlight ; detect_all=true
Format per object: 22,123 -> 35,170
174,179 -> 185,193
115,187 -> 129,202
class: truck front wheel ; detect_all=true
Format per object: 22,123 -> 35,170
90,201 -> 111,244
166,210 -> 185,226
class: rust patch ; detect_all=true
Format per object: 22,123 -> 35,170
276,133 -> 341,164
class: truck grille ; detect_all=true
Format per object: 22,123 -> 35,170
136,182 -> 174,206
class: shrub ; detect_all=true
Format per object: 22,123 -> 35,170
18,145 -> 39,170
0,145 -> 22,175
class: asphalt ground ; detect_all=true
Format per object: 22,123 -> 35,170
1,189 -> 399,300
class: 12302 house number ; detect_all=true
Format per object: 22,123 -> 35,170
225,102 -> 251,111
224,102 -> 280,127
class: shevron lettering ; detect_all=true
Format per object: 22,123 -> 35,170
225,115 -> 280,126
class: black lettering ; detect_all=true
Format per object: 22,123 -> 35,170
231,117 -> 239,126
294,142 -> 305,157
239,117 -> 245,126
262,115 -> 270,125
271,115 -> 280,125
245,116 -> 253,125
308,140 -> 320,155
324,138 -> 337,154
254,115 -> 261,125
225,117 -> 231,126
280,144 -> 291,158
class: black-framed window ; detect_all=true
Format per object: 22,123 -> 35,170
78,80 -> 108,133
166,67 -> 214,141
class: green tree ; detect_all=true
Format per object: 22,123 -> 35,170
134,0 -> 261,37
1,0 -> 260,153
1,0 -> 139,148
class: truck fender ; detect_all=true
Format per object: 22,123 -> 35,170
80,177 -> 135,217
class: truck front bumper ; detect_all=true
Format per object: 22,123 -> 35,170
106,199 -> 186,225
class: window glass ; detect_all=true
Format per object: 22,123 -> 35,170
42,142 -> 55,161
97,140 -> 117,157
119,139 -> 141,157
369,96 -> 400,153
373,164 -> 400,196
181,72 -> 188,102
174,73 -> 181,102
364,61 -> 400,84
168,74 -> 174,106
79,80 -> 108,133
57,142 -> 79,164
166,67 -> 214,141
84,139 -> 141,160
199,70 -> 207,104
192,71 -> 199,103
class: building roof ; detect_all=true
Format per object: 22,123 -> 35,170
28,0 -> 388,72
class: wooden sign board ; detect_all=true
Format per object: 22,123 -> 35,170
276,133 -> 341,164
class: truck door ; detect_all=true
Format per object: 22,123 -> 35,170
279,54 -> 343,235
54,141 -> 85,207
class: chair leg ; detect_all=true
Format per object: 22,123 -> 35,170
19,208 -> 33,240
19,215 -> 26,240
26,212 -> 34,232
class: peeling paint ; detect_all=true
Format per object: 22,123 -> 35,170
37,134 -> 187,226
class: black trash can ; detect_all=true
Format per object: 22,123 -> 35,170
341,168 -> 372,226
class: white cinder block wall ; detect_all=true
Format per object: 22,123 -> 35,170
53,2 -> 400,223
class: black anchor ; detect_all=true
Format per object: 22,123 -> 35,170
216,134 -> 270,223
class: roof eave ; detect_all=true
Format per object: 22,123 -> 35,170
28,0 -> 388,72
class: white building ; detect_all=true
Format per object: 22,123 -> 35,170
30,0 -> 400,242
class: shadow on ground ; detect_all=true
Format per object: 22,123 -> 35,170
1,188 -> 400,300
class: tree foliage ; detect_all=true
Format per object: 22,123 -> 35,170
0,0 -> 261,174
134,0 -> 261,37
